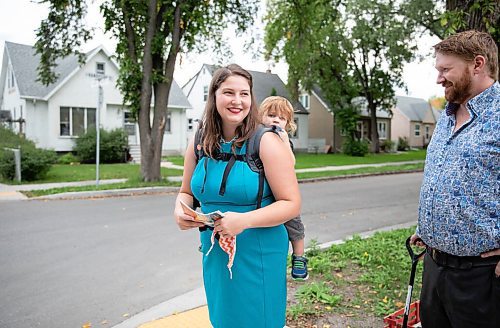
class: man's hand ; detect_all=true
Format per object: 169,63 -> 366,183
481,249 -> 500,277
410,234 -> 425,247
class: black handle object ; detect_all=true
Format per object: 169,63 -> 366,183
402,236 -> 426,328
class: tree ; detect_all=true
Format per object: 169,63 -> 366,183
265,0 -> 418,153
35,0 -> 259,181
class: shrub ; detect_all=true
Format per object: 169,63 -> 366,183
397,137 -> 410,151
380,139 -> 395,153
0,126 -> 57,181
57,152 -> 79,164
342,138 -> 369,157
0,147 -> 57,181
74,128 -> 128,164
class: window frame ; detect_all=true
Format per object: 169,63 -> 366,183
377,121 -> 387,139
414,123 -> 421,137
59,106 -> 96,137
299,94 -> 310,109
96,62 -> 105,75
203,85 -> 209,102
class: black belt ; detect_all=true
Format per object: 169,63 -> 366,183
427,247 -> 500,269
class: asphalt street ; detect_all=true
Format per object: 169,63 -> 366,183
0,172 -> 423,328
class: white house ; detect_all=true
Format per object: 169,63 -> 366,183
182,64 -> 309,151
0,41 -> 191,156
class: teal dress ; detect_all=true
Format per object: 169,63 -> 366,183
191,141 -> 288,328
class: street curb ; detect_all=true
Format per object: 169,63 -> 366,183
115,220 -> 417,328
26,169 -> 424,200
298,169 -> 423,184
31,186 -> 179,201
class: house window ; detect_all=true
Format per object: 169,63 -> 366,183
425,125 -> 430,139
8,68 -> 15,88
377,121 -> 387,139
188,118 -> 193,132
415,123 -> 421,137
291,118 -> 299,138
124,112 -> 136,135
96,62 -> 105,75
203,85 -> 209,101
164,113 -> 171,133
60,106 -> 96,136
299,94 -> 310,109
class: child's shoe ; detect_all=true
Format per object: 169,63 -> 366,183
291,254 -> 309,280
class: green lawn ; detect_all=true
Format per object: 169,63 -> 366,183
3,163 -> 182,185
294,149 -> 426,169
287,226 -> 423,326
165,150 -> 426,169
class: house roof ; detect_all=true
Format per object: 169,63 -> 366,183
2,41 -> 190,108
202,64 -> 308,114
311,85 -> 391,119
395,95 -> 432,122
5,41 -> 80,99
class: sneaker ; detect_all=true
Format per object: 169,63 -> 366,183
291,254 -> 309,280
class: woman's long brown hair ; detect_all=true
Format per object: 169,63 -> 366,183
199,64 -> 259,158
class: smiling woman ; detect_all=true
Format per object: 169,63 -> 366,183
174,64 -> 301,328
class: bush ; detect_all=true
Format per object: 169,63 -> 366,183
397,137 -> 410,151
0,126 -> 57,181
74,128 -> 128,164
57,152 -> 79,164
342,138 -> 369,157
0,147 -> 57,181
380,139 -> 395,153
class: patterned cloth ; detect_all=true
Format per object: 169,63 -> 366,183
417,81 -> 500,256
206,231 -> 236,279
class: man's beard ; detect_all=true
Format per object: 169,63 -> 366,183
444,70 -> 472,104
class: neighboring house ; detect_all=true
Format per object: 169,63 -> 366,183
303,86 -> 392,153
391,96 -> 440,148
182,64 -> 309,151
0,41 -> 190,157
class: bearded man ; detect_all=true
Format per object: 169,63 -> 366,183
410,30 -> 499,328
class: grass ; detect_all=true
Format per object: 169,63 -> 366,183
165,150 -> 426,169
2,163 -> 182,185
294,149 -> 426,169
286,227 -> 424,325
23,177 -> 178,197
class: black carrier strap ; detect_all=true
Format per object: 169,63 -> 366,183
193,125 -> 281,210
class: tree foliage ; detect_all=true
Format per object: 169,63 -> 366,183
35,0 -> 259,181
265,0 -> 418,153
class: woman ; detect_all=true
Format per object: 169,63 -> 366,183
173,64 -> 300,328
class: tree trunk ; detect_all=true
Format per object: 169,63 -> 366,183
368,100 -> 380,153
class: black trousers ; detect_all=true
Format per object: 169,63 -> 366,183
420,252 -> 499,328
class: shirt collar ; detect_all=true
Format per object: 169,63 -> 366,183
445,81 -> 499,116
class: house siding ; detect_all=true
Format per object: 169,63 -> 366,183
307,92 -> 334,148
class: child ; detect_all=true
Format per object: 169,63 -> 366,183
259,96 -> 308,280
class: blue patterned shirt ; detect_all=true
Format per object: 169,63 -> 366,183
417,81 -> 500,256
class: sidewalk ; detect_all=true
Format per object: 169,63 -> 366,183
115,221 -> 417,328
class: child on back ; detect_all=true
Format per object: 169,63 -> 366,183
259,96 -> 308,280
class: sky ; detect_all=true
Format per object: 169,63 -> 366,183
0,0 -> 444,100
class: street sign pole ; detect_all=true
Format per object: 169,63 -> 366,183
87,72 -> 110,187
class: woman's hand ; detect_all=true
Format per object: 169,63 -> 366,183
213,212 -> 247,238
174,208 -> 205,230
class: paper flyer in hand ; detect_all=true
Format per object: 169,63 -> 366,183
180,200 -> 224,227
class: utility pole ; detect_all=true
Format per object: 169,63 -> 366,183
87,72 -> 110,187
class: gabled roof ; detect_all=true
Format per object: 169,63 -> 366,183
311,85 -> 391,119
198,64 -> 308,114
4,41 -> 81,99
2,41 -> 190,108
395,95 -> 432,122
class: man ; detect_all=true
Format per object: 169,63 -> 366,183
411,30 -> 499,327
